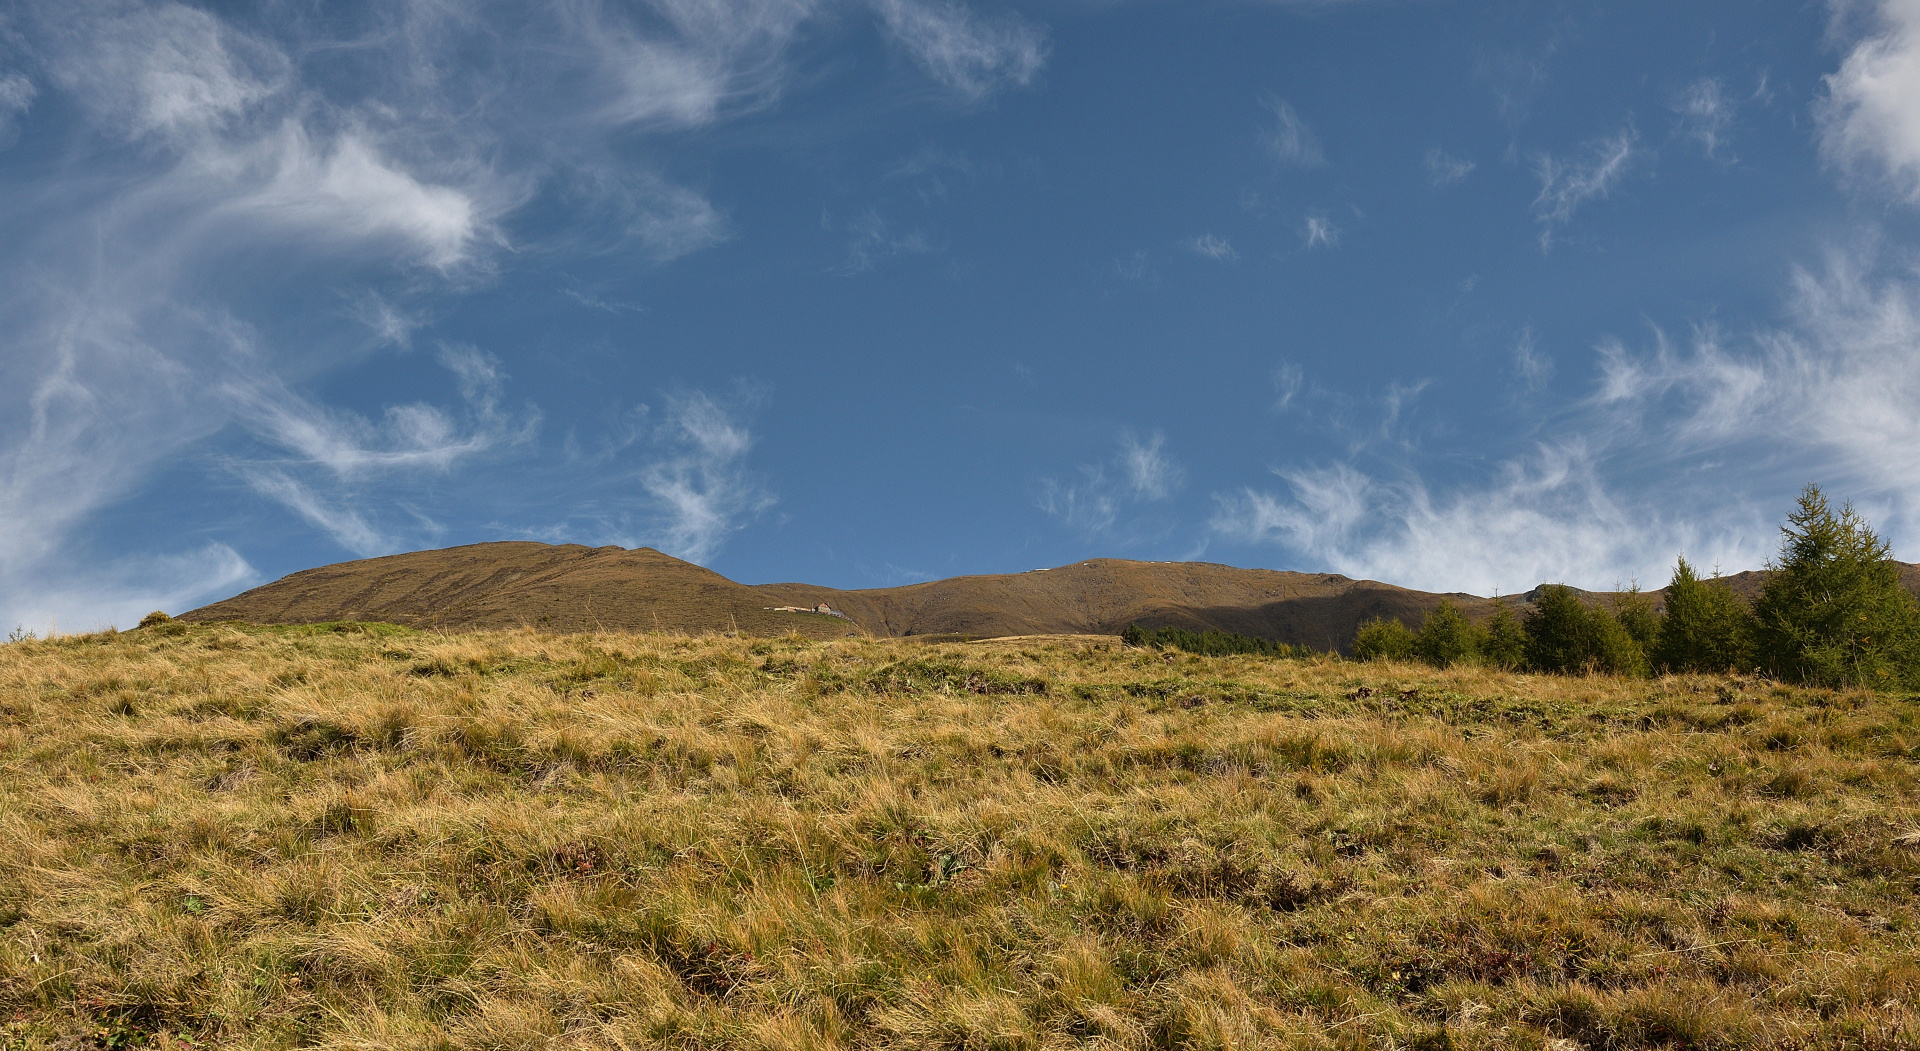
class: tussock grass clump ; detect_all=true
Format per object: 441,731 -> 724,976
2,627 -> 1918,1049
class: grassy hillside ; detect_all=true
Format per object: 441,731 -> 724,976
3,624 -> 1918,1049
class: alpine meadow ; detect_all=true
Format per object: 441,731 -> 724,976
3,488 -> 1919,1050
8,0 -> 1920,1048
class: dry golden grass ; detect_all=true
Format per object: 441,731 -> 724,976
2,622 -> 1918,1049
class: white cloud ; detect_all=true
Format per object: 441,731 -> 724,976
0,294 -> 212,578
0,72 -> 34,114
1185,233 -> 1238,261
1303,212 -> 1339,248
1420,146 -> 1474,186
0,0 -> 821,626
872,0 -> 1048,101
0,71 -> 35,143
565,0 -> 822,129
220,344 -> 536,554
1423,147 -> 1475,186
345,291 -> 425,349
1819,0 -> 1920,203
1112,249 -> 1154,282
1039,430 -> 1183,539
1532,125 -> 1636,246
553,165 -> 731,264
45,1 -> 286,142
1514,326 -> 1554,389
1264,98 -> 1325,167
1671,77 -> 1733,158
1589,247 -> 1920,505
1210,445 -> 1753,595
1212,243 -> 1920,592
1038,468 -> 1122,536
1121,431 -> 1182,501
629,177 -> 731,263
1,542 -> 256,636
204,123 -> 486,270
1273,362 -> 1305,411
633,392 -> 775,563
226,349 -> 521,480
239,469 -> 393,556
834,207 -> 934,273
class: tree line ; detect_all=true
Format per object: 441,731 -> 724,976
1353,485 -> 1920,688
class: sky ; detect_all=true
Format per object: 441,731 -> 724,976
5,0 -> 1920,632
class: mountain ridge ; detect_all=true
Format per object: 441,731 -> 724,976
178,541 -> 1920,650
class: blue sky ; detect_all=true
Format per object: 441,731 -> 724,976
6,0 -> 1920,631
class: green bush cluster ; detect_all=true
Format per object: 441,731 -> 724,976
1352,597 -> 1548,671
1352,485 -> 1920,687
1119,623 -> 1306,658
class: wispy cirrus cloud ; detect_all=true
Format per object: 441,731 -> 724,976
1272,362 -> 1306,411
43,1 -> 287,141
221,343 -> 537,555
1210,443 -> 1744,596
631,391 -> 777,564
1184,233 -> 1238,261
1531,125 -> 1637,248
1671,77 -> 1734,158
0,72 -> 36,144
563,0 -> 822,129
1514,327 -> 1554,390
1588,245 -> 1920,504
227,345 -> 529,480
512,387 -> 776,565
830,207 -> 935,273
200,123 -> 492,271
1264,98 -> 1325,167
1423,147 -> 1475,186
871,0 -> 1048,101
1303,211 -> 1339,249
1039,430 -> 1184,540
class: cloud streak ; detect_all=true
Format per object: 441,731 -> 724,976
1185,233 -> 1238,261
1423,147 -> 1475,186
1040,431 -> 1184,540
872,0 -> 1048,101
1264,98 -> 1325,167
1532,125 -> 1636,247
1672,77 -> 1733,158
1303,212 -> 1339,249
633,392 -> 776,564
222,344 -> 537,554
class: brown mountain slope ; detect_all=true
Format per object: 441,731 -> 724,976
755,560 -> 1502,650
178,543 -> 863,640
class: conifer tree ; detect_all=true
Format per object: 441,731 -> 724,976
1523,585 -> 1647,676
1352,617 -> 1417,661
1752,485 -> 1920,688
1523,586 -> 1592,673
1413,599 -> 1480,668
1481,601 -> 1528,670
1652,555 -> 1753,674
1612,585 -> 1661,652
